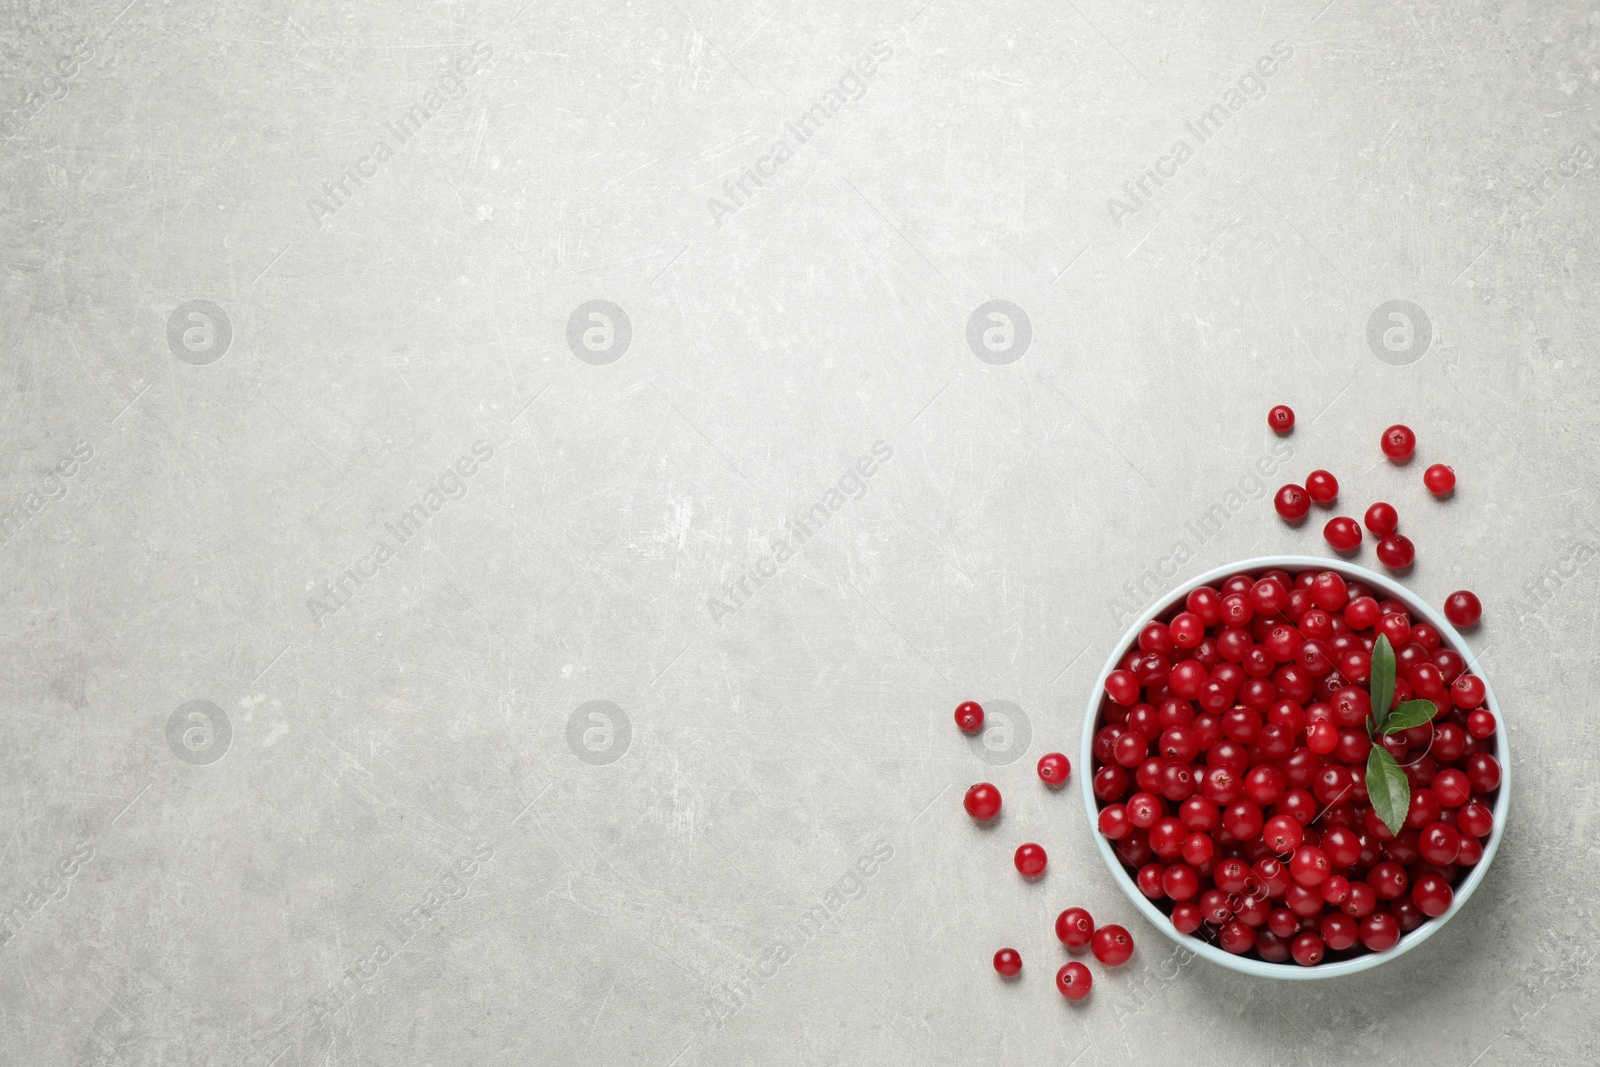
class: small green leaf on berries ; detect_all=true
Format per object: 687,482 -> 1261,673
1383,699 -> 1442,734
1369,633 -> 1396,733
1367,745 -> 1410,836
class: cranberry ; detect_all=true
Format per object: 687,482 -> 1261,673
1423,463 -> 1456,496
1344,595 -> 1380,631
1465,752 -> 1501,793
1367,861 -> 1408,900
954,701 -> 984,734
1277,484 -> 1312,522
1320,912 -> 1359,951
1056,907 -> 1095,947
1091,925 -> 1134,966
1187,587 -> 1224,626
1037,752 -> 1071,786
1181,832 -> 1216,868
1056,961 -> 1092,1000
1458,801 -> 1494,838
964,783 -> 1002,821
1127,792 -> 1163,829
1162,863 -> 1200,900
1289,846 -> 1331,887
1359,911 -> 1401,951
1466,707 -> 1496,738
1419,822 -> 1461,865
1312,572 -> 1350,614
1408,873 -> 1451,919
1444,590 -> 1482,628
1255,929 -> 1291,962
1324,517 -> 1363,553
1290,931 -> 1326,967
1361,502 -> 1397,537
1376,533 -> 1415,570
1015,843 -> 1047,877
993,948 -> 1022,976
1179,796 -> 1220,832
1105,670 -> 1140,706
1171,901 -> 1204,934
1093,765 -> 1129,801
1380,424 -> 1416,462
1261,814 -> 1304,855
1218,920 -> 1257,955
1456,835 -> 1485,866
1301,471 -> 1337,507
1268,405 -> 1295,434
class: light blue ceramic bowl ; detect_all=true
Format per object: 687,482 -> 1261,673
1080,556 -> 1509,979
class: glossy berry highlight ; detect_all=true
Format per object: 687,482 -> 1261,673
964,783 -> 1001,822
993,948 -> 1021,977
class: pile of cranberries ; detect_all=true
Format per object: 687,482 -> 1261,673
1091,567 -> 1501,967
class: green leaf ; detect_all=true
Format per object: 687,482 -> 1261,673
1384,699 -> 1442,734
1369,633 -> 1396,733
1367,745 -> 1411,837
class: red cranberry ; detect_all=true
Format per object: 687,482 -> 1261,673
1014,843 -> 1047,877
1444,590 -> 1482,628
1363,502 -> 1398,536
1367,861 -> 1408,900
1321,912 -> 1359,951
1275,484 -> 1311,522
1171,902 -> 1203,934
1055,961 -> 1092,1000
1093,765 -> 1129,801
1458,801 -> 1494,838
1037,752 -> 1071,786
1105,670 -> 1140,705
964,783 -> 1002,821
1376,533 -> 1415,570
1268,405 -> 1295,434
1310,571 -> 1349,611
1466,707 -> 1495,738
1187,586 -> 1224,626
1423,463 -> 1456,496
1359,911 -> 1401,951
1380,424 -> 1416,462
954,701 -> 984,734
1091,925 -> 1134,966
1465,752 -> 1501,793
1305,470 -> 1339,505
1446,677 -> 1485,715
1290,931 -> 1327,967
1162,863 -> 1200,900
1412,872 -> 1454,917
1056,907 -> 1095,947
1218,920 -> 1256,955
1324,517 -> 1363,553
993,948 -> 1022,976
1255,929 -> 1291,962
1419,822 -> 1461,865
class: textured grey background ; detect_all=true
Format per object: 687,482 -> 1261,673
2,0 -> 1597,1064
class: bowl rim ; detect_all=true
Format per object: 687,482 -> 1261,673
1079,555 -> 1510,980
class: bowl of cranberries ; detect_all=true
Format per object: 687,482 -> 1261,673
1081,556 -> 1507,978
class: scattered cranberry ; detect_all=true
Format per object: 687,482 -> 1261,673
1268,405 -> 1295,435
1036,752 -> 1071,786
1055,907 -> 1094,948
1324,517 -> 1362,553
1376,534 -> 1415,571
1423,464 -> 1456,496
1305,470 -> 1339,505
1014,843 -> 1047,877
954,701 -> 984,734
1275,484 -> 1311,522
1363,502 -> 1398,537
1056,961 -> 1092,1000
964,783 -> 1002,822
993,948 -> 1022,977
1091,925 -> 1134,966
1381,424 -> 1416,462
1444,591 -> 1482,628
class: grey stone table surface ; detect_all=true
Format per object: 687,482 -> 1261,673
2,0 -> 1598,1064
